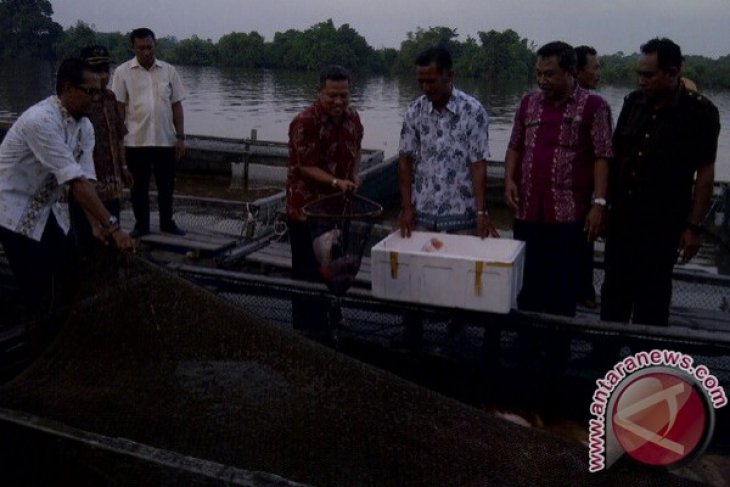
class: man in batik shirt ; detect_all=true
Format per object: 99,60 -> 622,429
398,47 -> 496,238
70,45 -> 133,249
396,47 -> 497,349
505,41 -> 613,317
286,65 -> 362,340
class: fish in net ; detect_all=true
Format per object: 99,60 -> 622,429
303,192 -> 382,296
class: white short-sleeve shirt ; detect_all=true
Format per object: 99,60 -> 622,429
111,57 -> 186,147
0,96 -> 95,240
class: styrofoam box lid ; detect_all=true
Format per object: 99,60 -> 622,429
372,231 -> 523,263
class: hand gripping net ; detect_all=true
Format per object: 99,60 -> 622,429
303,193 -> 383,296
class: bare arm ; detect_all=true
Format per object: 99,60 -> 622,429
504,148 -> 521,211
679,163 -> 715,263
297,165 -> 357,192
585,157 -> 609,241
172,101 -> 185,160
68,178 -> 134,250
471,160 -> 498,238
397,154 -> 416,237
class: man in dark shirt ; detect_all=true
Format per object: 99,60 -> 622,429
601,37 -> 720,326
286,65 -> 362,341
574,45 -> 602,309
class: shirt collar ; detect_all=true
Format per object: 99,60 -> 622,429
427,86 -> 457,114
537,82 -> 581,106
313,99 -> 353,124
54,95 -> 74,123
634,82 -> 684,110
130,57 -> 159,69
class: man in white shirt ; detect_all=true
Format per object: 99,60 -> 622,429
0,58 -> 134,335
111,27 -> 187,237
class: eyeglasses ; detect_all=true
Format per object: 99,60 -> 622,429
75,85 -> 103,98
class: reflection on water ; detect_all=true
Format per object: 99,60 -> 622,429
1,59 -> 728,173
179,65 -> 532,161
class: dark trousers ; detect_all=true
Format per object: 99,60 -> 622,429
577,239 -> 596,302
68,195 -> 121,252
0,215 -> 77,336
126,147 -> 176,230
601,218 -> 679,326
513,219 -> 583,317
288,219 -> 329,332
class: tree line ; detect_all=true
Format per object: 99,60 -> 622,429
2,0 -> 730,88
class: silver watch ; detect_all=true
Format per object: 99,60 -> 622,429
592,197 -> 607,207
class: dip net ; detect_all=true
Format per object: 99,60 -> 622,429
302,192 -> 382,296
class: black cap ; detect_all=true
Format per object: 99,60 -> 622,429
80,45 -> 112,66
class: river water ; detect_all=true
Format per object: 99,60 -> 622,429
1,59 -> 728,177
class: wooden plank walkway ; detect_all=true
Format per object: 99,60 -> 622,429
122,222 -> 238,254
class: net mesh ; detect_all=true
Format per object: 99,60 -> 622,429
0,259 -> 697,485
303,193 -> 382,296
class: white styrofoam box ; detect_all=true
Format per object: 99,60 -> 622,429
370,231 -> 525,314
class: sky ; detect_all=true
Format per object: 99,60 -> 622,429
52,0 -> 730,58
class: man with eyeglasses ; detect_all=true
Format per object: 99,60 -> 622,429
68,45 -> 134,250
0,58 -> 135,345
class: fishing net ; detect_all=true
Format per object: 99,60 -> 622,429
303,192 -> 382,297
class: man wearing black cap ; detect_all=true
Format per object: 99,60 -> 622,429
70,45 -> 133,249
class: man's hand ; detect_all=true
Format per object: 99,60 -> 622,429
174,139 -> 186,161
504,178 -> 520,211
678,228 -> 702,264
111,228 -> 136,252
397,205 -> 416,238
584,205 -> 606,241
122,167 -> 134,188
334,178 -> 358,193
477,214 -> 500,239
91,225 -> 137,252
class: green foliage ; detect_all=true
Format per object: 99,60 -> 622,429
598,52 -> 730,90
167,35 -> 217,65
217,32 -> 264,67
0,0 -> 62,59
266,19 -> 376,72
6,8 -> 730,88
475,29 -> 535,83
55,20 -> 96,59
396,26 -> 460,73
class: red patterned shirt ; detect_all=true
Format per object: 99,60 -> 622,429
508,85 -> 613,223
286,100 -> 363,221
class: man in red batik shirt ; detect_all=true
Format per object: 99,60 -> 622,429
286,65 -> 362,341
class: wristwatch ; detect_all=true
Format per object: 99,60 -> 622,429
592,197 -> 607,207
105,215 -> 119,228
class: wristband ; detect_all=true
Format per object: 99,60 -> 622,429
176,134 -> 186,141
332,178 -> 339,188
476,209 -> 488,217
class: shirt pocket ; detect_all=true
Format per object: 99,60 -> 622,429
156,81 -> 172,101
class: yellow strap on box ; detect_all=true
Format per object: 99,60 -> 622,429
475,261 -> 484,296
389,251 -> 399,279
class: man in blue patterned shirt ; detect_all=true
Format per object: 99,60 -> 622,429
398,47 -> 498,238
395,47 -> 498,350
